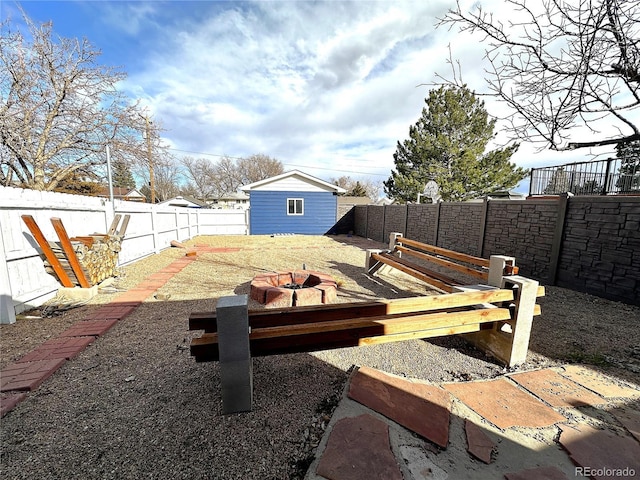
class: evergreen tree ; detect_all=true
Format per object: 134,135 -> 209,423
112,159 -> 136,189
384,86 -> 526,202
348,181 -> 368,197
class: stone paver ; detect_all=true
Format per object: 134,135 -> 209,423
17,336 -> 96,363
504,466 -> 570,480
58,319 -> 119,337
610,406 -> 640,442
443,378 -> 566,429
509,369 -> 605,407
0,358 -> 67,392
348,366 -> 451,448
315,414 -> 402,480
558,365 -> 640,399
1,392 -> 28,417
84,302 -> 139,320
558,423 -> 640,479
464,419 -> 495,464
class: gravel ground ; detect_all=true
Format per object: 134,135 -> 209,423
1,234 -> 639,479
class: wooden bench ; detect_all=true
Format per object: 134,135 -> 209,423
189,236 -> 544,413
366,233 -> 519,293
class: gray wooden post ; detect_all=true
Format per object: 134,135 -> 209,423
217,295 -> 253,414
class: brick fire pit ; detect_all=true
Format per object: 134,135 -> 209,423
250,270 -> 338,308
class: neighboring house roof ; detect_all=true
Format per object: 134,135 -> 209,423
158,196 -> 206,208
97,187 -> 145,200
338,196 -> 371,206
375,197 -> 394,206
214,192 -> 250,201
240,170 -> 347,194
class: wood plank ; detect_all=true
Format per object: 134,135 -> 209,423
21,215 -> 75,288
250,307 -> 512,340
372,252 -> 456,292
189,288 -> 517,331
107,215 -> 122,235
190,310 -> 509,361
117,215 -> 130,237
397,238 -> 490,268
396,245 -> 488,280
51,218 -> 91,288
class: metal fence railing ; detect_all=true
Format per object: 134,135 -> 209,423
529,157 -> 640,196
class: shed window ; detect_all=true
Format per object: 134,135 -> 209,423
287,198 -> 304,215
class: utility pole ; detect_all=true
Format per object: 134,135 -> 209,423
145,115 -> 155,204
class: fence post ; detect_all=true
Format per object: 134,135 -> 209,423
0,227 -> 16,324
151,206 -> 160,254
433,202 -> 441,246
548,193 -> 571,285
478,198 -> 489,257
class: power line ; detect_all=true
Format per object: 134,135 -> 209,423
166,147 -> 390,177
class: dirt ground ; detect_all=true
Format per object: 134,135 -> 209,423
1,234 -> 639,479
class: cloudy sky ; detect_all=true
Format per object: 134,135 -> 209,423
4,0 -> 624,193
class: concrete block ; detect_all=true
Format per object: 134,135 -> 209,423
216,295 -> 252,413
57,285 -> 99,301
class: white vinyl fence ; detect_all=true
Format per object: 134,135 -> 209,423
0,186 -> 248,324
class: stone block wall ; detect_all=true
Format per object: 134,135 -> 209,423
437,203 -> 484,256
557,197 -> 639,303
352,196 -> 640,305
482,201 -> 558,280
354,206 -> 368,238
406,204 -> 439,245
366,206 -> 385,242
382,205 -> 407,244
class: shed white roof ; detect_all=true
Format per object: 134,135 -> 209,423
240,170 -> 347,193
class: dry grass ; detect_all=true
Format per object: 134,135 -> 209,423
1,234 -> 639,479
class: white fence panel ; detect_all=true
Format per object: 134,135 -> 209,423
0,186 -> 248,323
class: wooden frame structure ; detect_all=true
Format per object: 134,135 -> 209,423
22,215 -> 130,288
190,235 -> 543,412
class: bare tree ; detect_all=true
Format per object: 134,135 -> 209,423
236,154 -> 284,185
181,156 -> 218,200
331,175 -> 382,201
136,154 -> 183,202
438,0 -> 640,151
0,11 -> 155,190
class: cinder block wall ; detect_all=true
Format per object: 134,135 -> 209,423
353,196 -> 640,305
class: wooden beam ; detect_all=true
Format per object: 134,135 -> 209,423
372,252 -> 456,292
249,307 -> 512,340
51,218 -> 91,288
191,307 -> 513,361
396,245 -> 488,280
107,214 -> 122,235
117,214 -> 130,237
21,215 -> 75,288
397,237 -> 490,268
189,288 -> 517,332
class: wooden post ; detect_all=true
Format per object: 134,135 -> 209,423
51,218 -> 91,288
21,215 -> 75,288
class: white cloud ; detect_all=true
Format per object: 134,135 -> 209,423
112,0 -> 630,189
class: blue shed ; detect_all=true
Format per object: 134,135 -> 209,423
240,170 -> 347,235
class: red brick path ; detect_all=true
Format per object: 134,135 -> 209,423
0,255 -> 197,417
